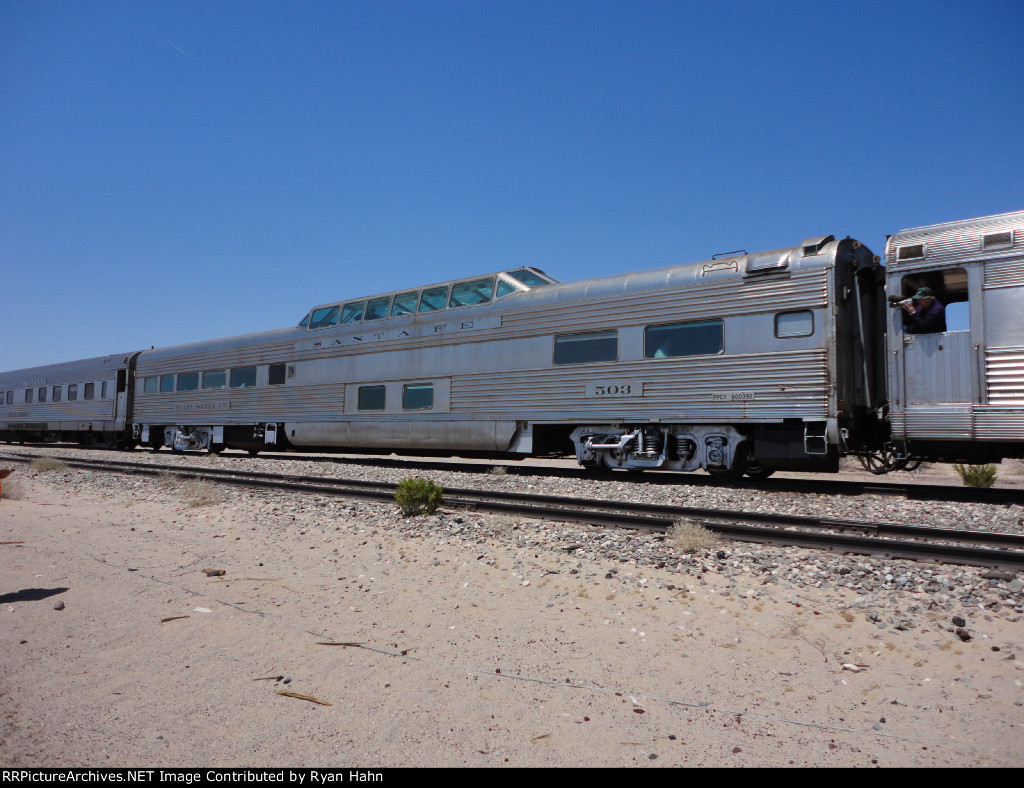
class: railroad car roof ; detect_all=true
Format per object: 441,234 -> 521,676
0,352 -> 138,385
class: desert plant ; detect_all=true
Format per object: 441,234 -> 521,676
30,456 -> 67,472
180,479 -> 226,507
671,519 -> 719,553
952,463 -> 997,488
395,477 -> 444,517
0,478 -> 26,500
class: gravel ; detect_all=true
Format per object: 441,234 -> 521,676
5,445 -> 1024,628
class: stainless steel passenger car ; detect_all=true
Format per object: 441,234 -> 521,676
5,210 -> 1019,479
884,209 -> 1024,462
0,353 -> 138,446
129,239 -> 888,479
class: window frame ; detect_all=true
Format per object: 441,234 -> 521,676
774,310 -> 815,339
229,367 -> 258,389
176,372 -> 200,392
402,382 -> 434,411
643,319 -> 725,360
268,364 -> 287,386
202,370 -> 228,390
357,385 -> 387,411
553,330 -> 619,366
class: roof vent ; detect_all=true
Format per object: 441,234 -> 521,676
801,235 -> 834,256
897,244 -> 925,261
745,249 -> 792,275
983,231 -> 1013,251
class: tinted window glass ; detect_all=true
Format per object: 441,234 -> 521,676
449,278 -> 494,308
495,280 -> 517,299
554,331 -> 618,365
644,320 -> 724,359
364,297 -> 391,321
144,377 -> 158,394
358,385 -> 386,411
68,384 -> 78,401
38,387 -> 47,403
160,375 -> 175,393
507,269 -> 549,287
775,311 -> 814,338
402,383 -> 434,410
418,286 -> 448,313
5,391 -> 11,405
177,372 -> 199,392
340,301 -> 365,324
84,382 -> 95,400
268,364 -> 286,386
202,370 -> 227,389
25,389 -> 33,404
230,367 -> 257,388
309,305 -> 340,330
52,386 -> 62,402
101,381 -> 108,399
390,292 -> 418,316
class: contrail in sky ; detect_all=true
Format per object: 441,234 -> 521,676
158,32 -> 190,57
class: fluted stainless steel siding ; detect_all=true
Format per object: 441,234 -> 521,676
886,211 -> 1024,270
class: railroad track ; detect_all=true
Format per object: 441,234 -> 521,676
4,451 -> 1024,571
6,442 -> 1024,506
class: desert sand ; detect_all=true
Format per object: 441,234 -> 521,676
1,458 -> 1023,768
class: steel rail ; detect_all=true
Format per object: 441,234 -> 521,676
4,451 -> 1024,570
6,442 -> 1024,505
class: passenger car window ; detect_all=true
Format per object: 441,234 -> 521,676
554,331 -> 618,365
644,320 -> 724,359
341,301 -> 365,324
68,384 -> 78,401
160,375 -> 175,393
177,372 -> 199,392
144,377 -> 158,394
507,269 -> 550,287
25,389 -> 34,404
364,297 -> 391,321
5,391 -> 11,405
358,385 -> 386,411
38,387 -> 47,403
402,383 -> 434,410
202,370 -> 227,390
84,382 -> 94,400
418,286 -> 448,313
309,305 -> 340,330
449,278 -> 494,308
495,280 -> 517,299
230,367 -> 257,388
775,310 -> 814,338
390,292 -> 418,317
52,386 -> 62,402
268,364 -> 286,386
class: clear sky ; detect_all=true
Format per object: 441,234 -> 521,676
2,0 -> 1021,371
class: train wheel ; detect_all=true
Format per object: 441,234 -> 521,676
706,445 -> 749,482
209,443 -> 225,455
744,459 -> 775,480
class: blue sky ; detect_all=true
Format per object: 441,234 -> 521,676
2,0 -> 1021,370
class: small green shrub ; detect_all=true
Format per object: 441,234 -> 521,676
952,463 -> 997,488
395,477 -> 444,516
